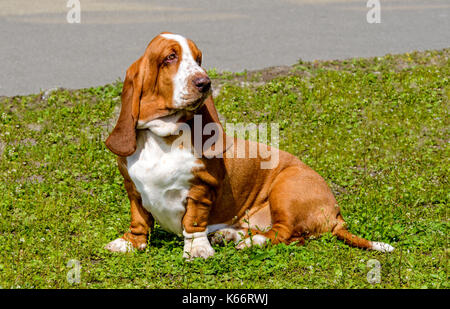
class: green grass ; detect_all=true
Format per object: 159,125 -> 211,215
0,49 -> 448,289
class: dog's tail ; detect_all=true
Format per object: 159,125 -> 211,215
332,215 -> 394,252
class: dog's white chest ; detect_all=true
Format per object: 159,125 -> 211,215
126,130 -> 200,236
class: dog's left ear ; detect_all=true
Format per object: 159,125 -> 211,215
105,57 -> 147,157
194,96 -> 234,158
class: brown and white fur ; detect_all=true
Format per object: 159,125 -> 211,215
104,32 -> 394,259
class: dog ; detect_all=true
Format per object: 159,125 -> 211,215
104,32 -> 394,259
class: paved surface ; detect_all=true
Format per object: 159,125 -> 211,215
0,0 -> 449,96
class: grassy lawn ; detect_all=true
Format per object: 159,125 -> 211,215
0,50 -> 448,289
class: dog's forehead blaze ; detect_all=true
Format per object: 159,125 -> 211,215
158,34 -> 202,62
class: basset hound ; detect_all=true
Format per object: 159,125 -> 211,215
104,32 -> 394,259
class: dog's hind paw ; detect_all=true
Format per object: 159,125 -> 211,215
236,235 -> 269,250
104,238 -> 135,253
210,228 -> 244,245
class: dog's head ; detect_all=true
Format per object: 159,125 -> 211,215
106,32 -> 222,157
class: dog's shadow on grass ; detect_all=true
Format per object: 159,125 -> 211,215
148,226 -> 184,249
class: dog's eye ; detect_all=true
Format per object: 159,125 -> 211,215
164,53 -> 177,64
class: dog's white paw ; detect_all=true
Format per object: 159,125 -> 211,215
236,235 -> 269,250
137,243 -> 147,250
210,228 -> 244,245
104,238 -> 135,253
183,231 -> 215,260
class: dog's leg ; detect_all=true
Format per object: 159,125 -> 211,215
105,158 -> 154,253
124,196 -> 154,250
182,197 -> 215,260
237,165 -> 341,249
236,168 -> 302,249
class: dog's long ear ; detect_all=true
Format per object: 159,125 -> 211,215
195,95 -> 234,158
105,57 -> 145,157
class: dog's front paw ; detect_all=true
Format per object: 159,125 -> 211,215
183,231 -> 215,260
104,238 -> 135,253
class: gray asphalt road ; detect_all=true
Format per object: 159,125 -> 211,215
0,0 -> 449,96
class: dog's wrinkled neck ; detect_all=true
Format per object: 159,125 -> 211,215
136,111 -> 186,137
136,94 -> 208,137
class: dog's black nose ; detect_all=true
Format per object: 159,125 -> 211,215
193,76 -> 211,93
